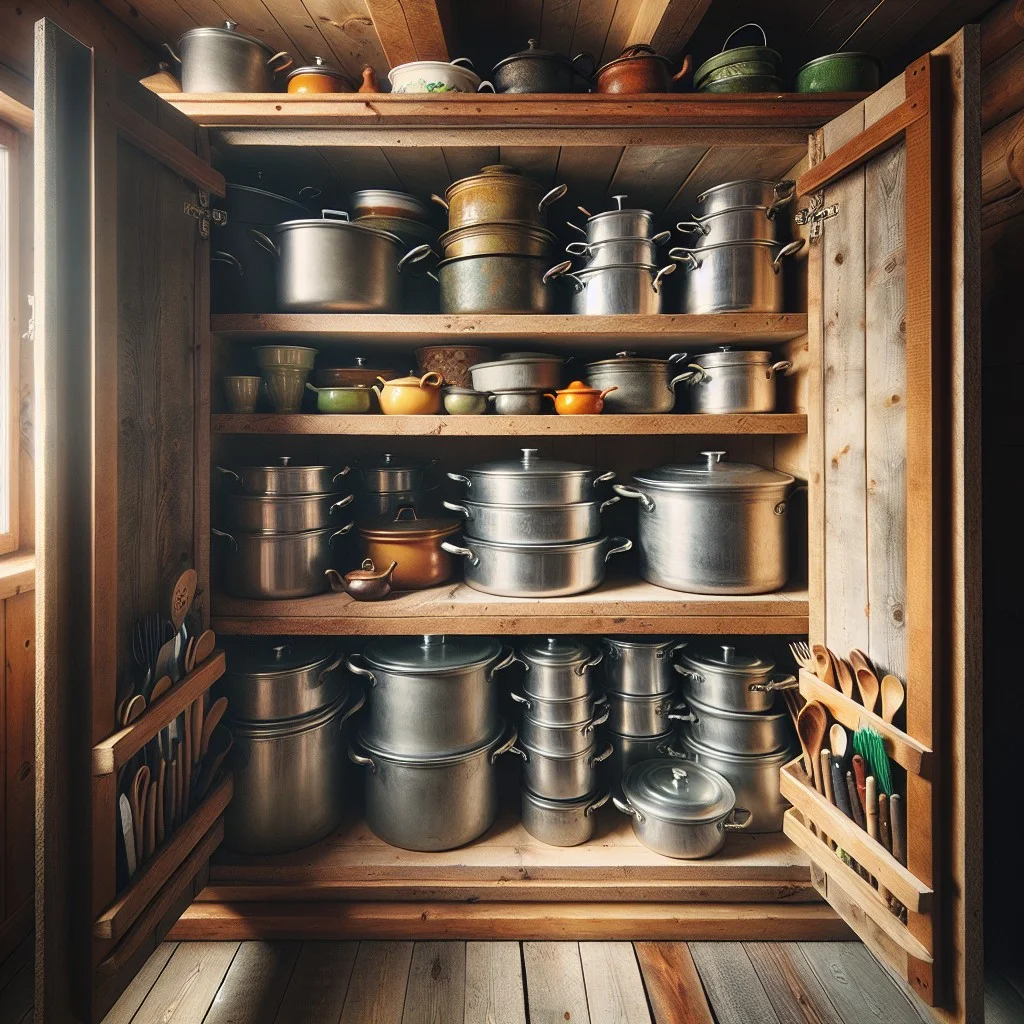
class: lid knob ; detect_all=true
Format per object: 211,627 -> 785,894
521,448 -> 539,464
354,356 -> 367,366
670,767 -> 689,785
271,644 -> 290,660
615,351 -> 637,358
313,55 -> 325,67
527,38 -> 539,49
612,194 -> 627,210
545,637 -> 559,649
421,635 -> 445,647
277,456 -> 292,466
701,451 -> 725,470
224,19 -> 238,30
720,644 -> 735,662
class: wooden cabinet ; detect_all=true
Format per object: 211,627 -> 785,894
33,17 -> 981,1024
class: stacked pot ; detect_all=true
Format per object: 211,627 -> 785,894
213,458 -> 354,599
669,178 -> 804,314
598,637 -> 690,798
222,638 -> 363,854
350,453 -> 441,521
345,636 -> 518,851
673,643 -> 797,832
430,165 -> 567,313
547,195 -> 676,314
508,639 -> 611,847
442,448 -> 631,597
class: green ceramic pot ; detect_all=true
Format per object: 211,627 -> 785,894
443,386 -> 488,415
692,22 -> 781,89
795,53 -> 880,93
700,74 -> 785,94
305,383 -> 373,414
694,59 -> 780,89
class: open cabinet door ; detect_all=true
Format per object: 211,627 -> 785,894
34,20 -> 230,1023
781,26 -> 982,1024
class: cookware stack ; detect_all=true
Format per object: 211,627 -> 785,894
668,178 -> 804,314
673,643 -> 797,832
222,639 -> 363,853
442,448 -> 631,597
598,637 -> 690,798
430,165 -> 567,313
508,639 -> 612,847
345,636 -> 518,851
351,453 -> 440,521
548,195 -> 676,314
213,458 -> 354,599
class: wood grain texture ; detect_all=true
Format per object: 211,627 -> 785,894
273,942 -> 358,1024
402,941 -> 467,1024
744,942 -> 844,1024
202,940 -> 301,1024
634,942 -> 714,1024
339,942 -> 415,1024
578,942 -> 651,1024
126,941 -> 239,1024
688,942 -> 780,1024
522,942 -> 591,1024
99,942 -> 178,1024
463,942 -> 526,1024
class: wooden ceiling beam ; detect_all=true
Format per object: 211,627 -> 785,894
626,0 -> 715,56
364,0 -> 456,67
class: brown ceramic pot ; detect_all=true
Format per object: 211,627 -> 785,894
593,44 -> 691,94
357,507 -> 461,590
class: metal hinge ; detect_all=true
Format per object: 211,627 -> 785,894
795,191 -> 839,238
183,190 -> 228,238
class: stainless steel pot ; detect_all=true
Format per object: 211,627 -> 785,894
565,231 -> 670,268
510,690 -> 606,727
355,485 -> 439,521
521,788 -> 609,846
469,354 -> 563,392
252,214 -> 423,312
675,205 -> 782,246
354,453 -> 438,493
601,637 -> 688,696
514,637 -> 604,702
212,523 -> 353,599
676,694 -> 790,755
566,196 -> 655,243
222,491 -> 354,533
518,704 -> 610,757
217,457 -> 351,496
167,21 -> 291,94
492,39 -> 596,94
613,451 -> 794,595
225,688 -> 364,854
675,643 -> 796,714
222,638 -> 344,720
601,729 -> 679,797
345,636 -> 514,757
349,726 -> 519,851
436,253 -> 556,313
546,260 -> 675,315
488,390 -> 546,415
447,448 -> 614,506
442,535 -> 632,598
510,739 -> 613,799
676,733 -> 793,833
679,348 -> 791,413
603,691 -> 689,737
669,239 -> 803,314
612,759 -> 751,859
585,352 -> 690,413
693,178 -> 795,218
443,496 -> 618,544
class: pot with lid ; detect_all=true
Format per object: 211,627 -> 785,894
433,165 -> 567,231
354,453 -> 438,493
692,23 -> 783,94
612,759 -> 751,858
521,788 -> 610,847
675,643 -> 797,714
165,21 -> 292,94
217,457 -> 351,496
602,637 -> 688,696
492,39 -> 596,94
513,637 -> 605,702
469,353 -> 563,393
614,450 -> 795,594
678,348 -> 791,413
287,56 -> 355,93
674,694 -> 791,756
585,351 -> 691,413
693,178 -> 796,219
511,738 -> 614,799
593,44 -> 691,94
357,507 -> 461,590
545,260 -> 676,315
442,496 -> 619,545
566,195 -> 656,243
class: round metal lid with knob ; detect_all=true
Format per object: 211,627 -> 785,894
361,634 -> 504,674
632,451 -> 793,492
679,642 -> 776,677
621,759 -> 736,823
467,447 -> 595,478
690,347 -> 778,368
586,351 -> 689,372
519,637 -> 595,665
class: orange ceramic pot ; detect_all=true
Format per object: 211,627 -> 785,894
287,57 -> 355,94
546,380 -> 618,415
357,508 -> 461,590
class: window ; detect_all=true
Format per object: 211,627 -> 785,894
0,121 -> 18,555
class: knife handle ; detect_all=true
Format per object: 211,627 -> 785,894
878,792 -> 892,853
852,754 -> 868,816
846,771 -> 866,829
831,758 -> 852,818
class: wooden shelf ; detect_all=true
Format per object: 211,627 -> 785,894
212,412 -> 808,437
211,578 -> 808,636
210,312 -> 808,348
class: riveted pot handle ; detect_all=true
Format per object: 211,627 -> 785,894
317,651 -> 346,684
586,704 -> 611,732
613,483 -> 655,513
565,241 -> 591,256
538,183 -> 568,212
724,807 -> 753,832
594,470 -> 616,486
329,523 -> 354,544
431,193 -> 449,211
509,691 -> 532,710
267,51 -> 292,73
676,219 -> 710,236
585,789 -> 610,816
329,494 -> 355,514
489,647 -> 516,679
398,243 -> 436,272
604,537 -> 632,563
768,360 -> 792,378
668,246 -> 701,269
749,673 -> 798,693
249,228 -> 279,257
651,229 -> 672,246
348,746 -> 376,772
212,251 -> 244,275
215,465 -> 241,484
674,664 -> 703,681
772,239 -> 805,271
591,742 -> 614,766
210,527 -> 238,551
338,689 -> 366,726
565,219 -> 587,235
652,263 -> 676,293
441,540 -> 480,566
442,500 -> 471,519
345,653 -> 376,686
489,727 -> 519,764
767,180 -> 796,219
447,471 -> 472,488
577,649 -> 604,675
612,795 -> 644,823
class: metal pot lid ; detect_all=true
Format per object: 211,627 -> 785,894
691,347 -> 775,367
493,38 -> 575,70
231,689 -> 356,737
696,178 -> 786,203
356,453 -> 435,472
499,351 -> 560,361
622,759 -> 736,823
224,637 -> 338,679
287,56 -> 352,82
631,451 -> 794,491
596,44 -> 674,75
680,643 -> 775,677
465,448 -> 595,478
179,20 -> 271,52
685,693 -> 788,723
587,195 -> 653,219
362,633 -> 502,674
350,189 -> 432,217
445,164 -> 546,196
521,787 -> 602,810
520,637 -> 593,665
355,723 -> 509,765
587,351 -> 686,371
224,183 -> 309,215
275,217 -> 404,247
234,456 -> 342,476
680,731 -> 797,766
604,636 -> 686,650
357,507 -> 459,539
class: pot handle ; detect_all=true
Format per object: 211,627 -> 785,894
450,56 -> 475,68
724,807 -> 754,832
767,360 -> 792,379
675,218 -> 710,237
212,251 -> 244,275
721,22 -> 767,51
604,536 -> 633,563
347,746 -> 376,772
667,246 -> 702,270
671,363 -> 707,387
613,483 -> 655,513
476,79 -> 496,93
321,208 -> 350,221
332,465 -> 353,483
417,371 -> 444,389
398,243 -> 436,273
447,471 -> 472,488
674,664 -> 703,682
162,41 -> 181,64
658,640 -> 689,659
585,789 -> 610,816
267,51 -> 293,73
215,465 -> 241,484
338,689 -> 366,726
576,649 -> 604,675
329,523 -> 354,545
651,263 -> 676,293
210,527 -> 238,551
772,239 -> 805,271
590,742 -> 614,766
571,51 -> 597,78
598,495 -> 620,515
430,194 -> 450,212
565,241 -> 591,256
594,470 -> 616,486
585,703 -> 611,732
538,183 -> 568,212
509,691 -> 533,710
489,727 -> 520,765
666,710 -> 697,723
565,219 -> 587,236
671,53 -> 693,83
442,500 -> 471,519
612,795 -> 645,823
767,180 -> 797,219
750,673 -> 799,693
542,260 -> 582,292
329,494 -> 356,514
344,653 -> 377,686
507,743 -> 529,763
248,228 -> 279,258
650,229 -> 672,246
441,540 -> 480,567
489,647 -> 517,679
317,650 -> 346,685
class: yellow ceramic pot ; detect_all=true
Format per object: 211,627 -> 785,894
546,380 -> 618,415
372,372 -> 444,415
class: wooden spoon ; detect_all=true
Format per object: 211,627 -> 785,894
121,694 -> 146,726
193,727 -> 233,802
849,648 -> 874,677
168,568 -> 198,631
829,722 -> 848,762
811,644 -> 834,685
191,698 -> 205,768
150,675 -> 173,703
193,629 -> 216,669
200,696 -> 228,758
855,665 -> 880,714
881,674 -> 905,724
184,635 -> 198,674
797,701 -> 829,797
835,657 -> 856,701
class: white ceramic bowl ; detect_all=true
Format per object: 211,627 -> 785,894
388,59 -> 494,94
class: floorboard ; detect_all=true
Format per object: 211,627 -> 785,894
273,942 -> 358,1023
744,942 -> 844,1024
579,942 -> 652,1024
126,941 -> 239,1024
101,943 -> 178,1024
401,941 -> 466,1024
522,942 -> 591,1024
202,940 -> 300,1024
339,941 -> 414,1024
689,941 -> 781,1024
463,942 -> 526,1024
634,942 -> 715,1024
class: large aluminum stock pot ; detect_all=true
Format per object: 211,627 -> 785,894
614,451 -> 794,595
217,457 -> 351,496
167,21 -> 291,94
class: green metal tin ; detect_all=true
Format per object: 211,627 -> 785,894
795,52 -> 881,93
700,74 -> 785,94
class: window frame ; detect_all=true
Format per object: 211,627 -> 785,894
0,119 -> 19,556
